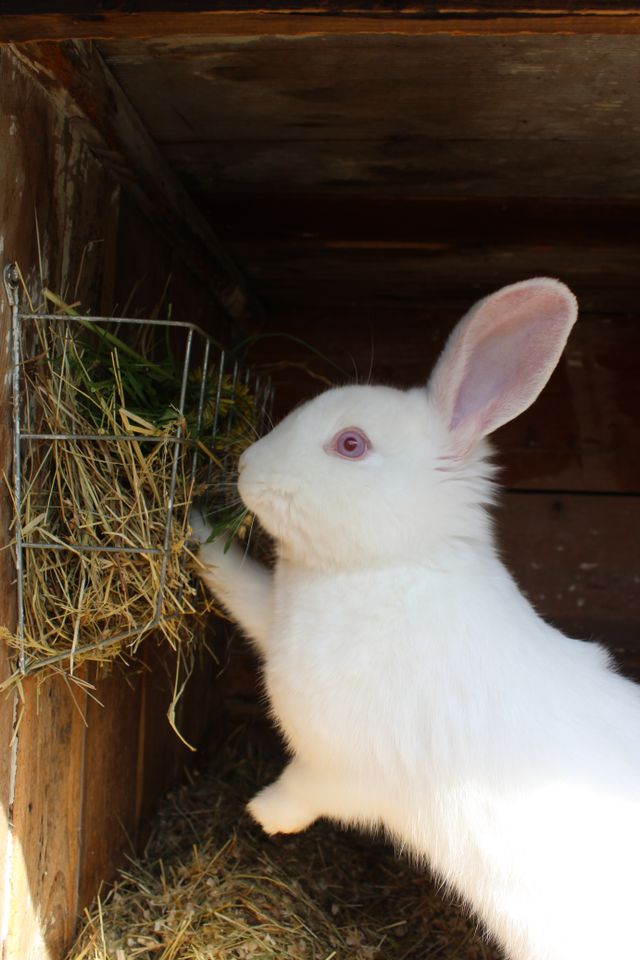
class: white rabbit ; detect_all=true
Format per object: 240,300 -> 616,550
194,278 -> 640,960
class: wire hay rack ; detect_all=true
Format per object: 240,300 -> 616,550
2,262 -> 272,684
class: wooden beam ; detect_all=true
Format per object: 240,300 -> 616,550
10,39 -> 259,328
2,4 -> 640,41
6,678 -> 87,960
201,194 -> 640,246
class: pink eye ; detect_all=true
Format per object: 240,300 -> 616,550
331,428 -> 370,460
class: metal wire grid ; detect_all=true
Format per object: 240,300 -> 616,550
3,262 -> 272,676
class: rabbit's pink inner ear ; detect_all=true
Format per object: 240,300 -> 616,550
432,279 -> 578,455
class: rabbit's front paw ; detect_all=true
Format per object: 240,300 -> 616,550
188,508 -> 211,545
247,782 -> 316,836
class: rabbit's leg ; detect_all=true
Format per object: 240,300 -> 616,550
247,760 -> 369,835
247,759 -> 322,835
196,536 -> 273,654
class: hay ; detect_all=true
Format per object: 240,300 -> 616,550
67,725 -> 502,960
2,283 -> 261,688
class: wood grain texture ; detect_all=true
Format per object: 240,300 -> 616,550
76,665 -> 142,914
99,34 -> 640,203
6,678 -> 87,960
223,241 -> 640,314
11,39 -> 256,328
136,643 -> 192,834
0,46 -> 108,960
102,33 -> 640,140
168,137 -> 640,201
203,194 -> 640,247
3,5 -> 640,42
0,57 -> 21,940
204,192 -> 640,321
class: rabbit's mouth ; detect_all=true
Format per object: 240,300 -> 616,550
238,474 -> 302,532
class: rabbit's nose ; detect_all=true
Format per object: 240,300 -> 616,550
238,452 -> 247,474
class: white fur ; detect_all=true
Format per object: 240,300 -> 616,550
195,279 -> 640,960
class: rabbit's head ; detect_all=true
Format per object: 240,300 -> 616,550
238,279 -> 577,570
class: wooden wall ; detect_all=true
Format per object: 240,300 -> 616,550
0,44 -> 231,960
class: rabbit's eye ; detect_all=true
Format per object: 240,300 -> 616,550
331,428 -> 370,460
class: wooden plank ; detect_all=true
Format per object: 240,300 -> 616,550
174,632 -> 224,763
0,654 -> 16,944
3,6 -> 640,42
136,629 -> 227,845
5,1 -> 640,12
0,45 -> 110,960
201,195 -> 640,247
99,33 -> 640,201
76,665 -> 142,913
0,54 -> 20,939
10,39 -> 258,329
223,241 -> 640,315
101,34 -> 640,146
165,137 -> 640,201
6,677 -> 87,960
200,194 -> 640,316
499,492 -> 640,680
136,642 -> 191,833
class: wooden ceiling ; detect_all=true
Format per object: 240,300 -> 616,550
100,33 -> 640,200
5,5 -> 640,443
89,26 -> 640,324
4,5 -> 640,326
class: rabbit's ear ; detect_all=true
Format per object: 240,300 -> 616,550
429,278 -> 577,456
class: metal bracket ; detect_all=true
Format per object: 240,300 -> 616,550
3,262 -> 20,308
3,262 -> 25,671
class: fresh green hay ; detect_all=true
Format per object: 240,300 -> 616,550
1,283 -> 260,691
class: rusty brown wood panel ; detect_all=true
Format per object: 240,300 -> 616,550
499,492 -> 640,680
223,242 -> 640,316
0,54 -> 20,942
3,6 -> 640,43
6,678 -> 87,960
97,32 -> 640,202
0,637 -> 15,943
0,45 -> 116,960
244,309 -> 640,495
136,643 -> 191,833
136,634 -> 224,845
11,39 -> 255,329
177,634 -> 223,755
76,665 -> 143,914
203,195 -> 640,247
168,137 -> 640,201
112,189 -> 233,337
101,33 -> 640,144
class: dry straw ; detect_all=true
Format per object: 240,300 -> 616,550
1,279 -> 261,700
67,725 -> 501,960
